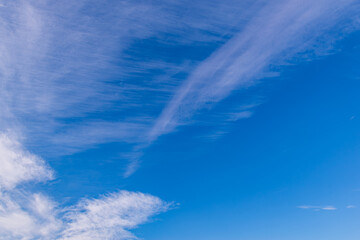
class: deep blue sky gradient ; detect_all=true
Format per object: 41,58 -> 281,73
1,0 -> 360,239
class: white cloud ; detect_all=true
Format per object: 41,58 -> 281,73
0,133 -> 53,190
297,205 -> 316,209
321,206 -> 337,211
2,0 -> 358,176
0,132 -> 59,239
117,0 -> 360,175
61,191 -> 171,240
1,0 -> 359,181
0,132 -> 171,239
0,192 -> 60,240
0,1 -> 180,236
0,0 -> 257,156
0,0 -> 162,153
297,205 -> 337,211
0,189 -> 171,240
148,0 -> 359,144
346,205 -> 356,209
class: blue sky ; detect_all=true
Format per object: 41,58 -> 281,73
0,0 -> 360,239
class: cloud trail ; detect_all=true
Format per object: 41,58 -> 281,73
119,0 -> 360,176
148,0 -> 359,143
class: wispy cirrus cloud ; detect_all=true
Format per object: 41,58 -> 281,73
112,0 -> 360,175
0,0 -> 168,148
0,0 -> 257,155
0,132 -> 60,239
148,0 -> 359,143
0,192 -> 61,240
0,0 -> 359,238
61,191 -> 171,240
0,133 -> 53,190
0,0 -> 359,175
0,0 -> 359,176
0,132 -> 171,239
0,0 -> 269,178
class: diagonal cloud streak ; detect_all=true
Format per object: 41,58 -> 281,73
148,0 -> 359,143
